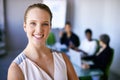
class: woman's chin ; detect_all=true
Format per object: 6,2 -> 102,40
32,40 -> 45,47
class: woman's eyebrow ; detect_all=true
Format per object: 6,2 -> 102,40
28,20 -> 50,23
43,21 -> 49,23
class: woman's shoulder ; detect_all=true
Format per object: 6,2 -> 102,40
52,49 -> 68,61
52,49 -> 63,56
7,53 -> 25,80
13,52 -> 26,65
8,61 -> 24,80
52,49 -> 67,61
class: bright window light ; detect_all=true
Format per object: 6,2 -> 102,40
43,0 -> 67,29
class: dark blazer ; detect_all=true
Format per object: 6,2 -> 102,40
60,32 -> 80,47
82,46 -> 113,72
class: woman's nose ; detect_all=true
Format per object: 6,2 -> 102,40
35,25 -> 43,33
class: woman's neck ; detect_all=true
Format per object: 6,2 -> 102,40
24,43 -> 50,59
67,31 -> 71,38
101,44 -> 107,49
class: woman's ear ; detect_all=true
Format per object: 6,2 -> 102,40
23,22 -> 27,32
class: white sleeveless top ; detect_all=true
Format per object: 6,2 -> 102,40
13,51 -> 68,80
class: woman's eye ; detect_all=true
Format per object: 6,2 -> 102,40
30,22 -> 36,26
42,23 -> 49,26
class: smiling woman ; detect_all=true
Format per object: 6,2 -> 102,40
7,3 -> 78,80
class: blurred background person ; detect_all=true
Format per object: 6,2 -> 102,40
82,34 -> 114,80
59,21 -> 80,49
79,29 -> 98,56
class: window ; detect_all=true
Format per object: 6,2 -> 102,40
43,0 -> 67,29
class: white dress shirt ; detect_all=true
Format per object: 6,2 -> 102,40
79,39 -> 97,56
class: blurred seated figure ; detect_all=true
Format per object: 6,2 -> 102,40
79,29 -> 97,56
60,21 -> 80,49
81,34 -> 114,80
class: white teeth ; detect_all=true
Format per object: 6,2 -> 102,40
34,34 -> 44,38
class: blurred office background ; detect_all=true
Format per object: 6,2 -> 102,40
0,0 -> 120,80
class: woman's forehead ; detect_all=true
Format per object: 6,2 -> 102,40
26,8 -> 51,21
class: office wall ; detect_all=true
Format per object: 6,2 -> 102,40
72,0 -> 120,75
5,0 -> 42,51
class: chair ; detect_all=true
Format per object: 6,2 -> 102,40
79,76 -> 92,80
46,32 -> 56,46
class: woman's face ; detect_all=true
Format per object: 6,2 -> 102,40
99,40 -> 104,47
65,24 -> 71,33
24,8 -> 51,46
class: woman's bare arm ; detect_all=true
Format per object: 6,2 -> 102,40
62,53 -> 79,80
7,62 -> 24,80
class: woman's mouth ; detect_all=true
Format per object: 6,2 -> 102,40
33,34 -> 44,40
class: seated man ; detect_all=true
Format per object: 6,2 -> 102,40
79,29 -> 97,56
60,21 -> 80,49
82,34 -> 114,80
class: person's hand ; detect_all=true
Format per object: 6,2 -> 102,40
69,43 -> 75,49
81,63 -> 90,69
